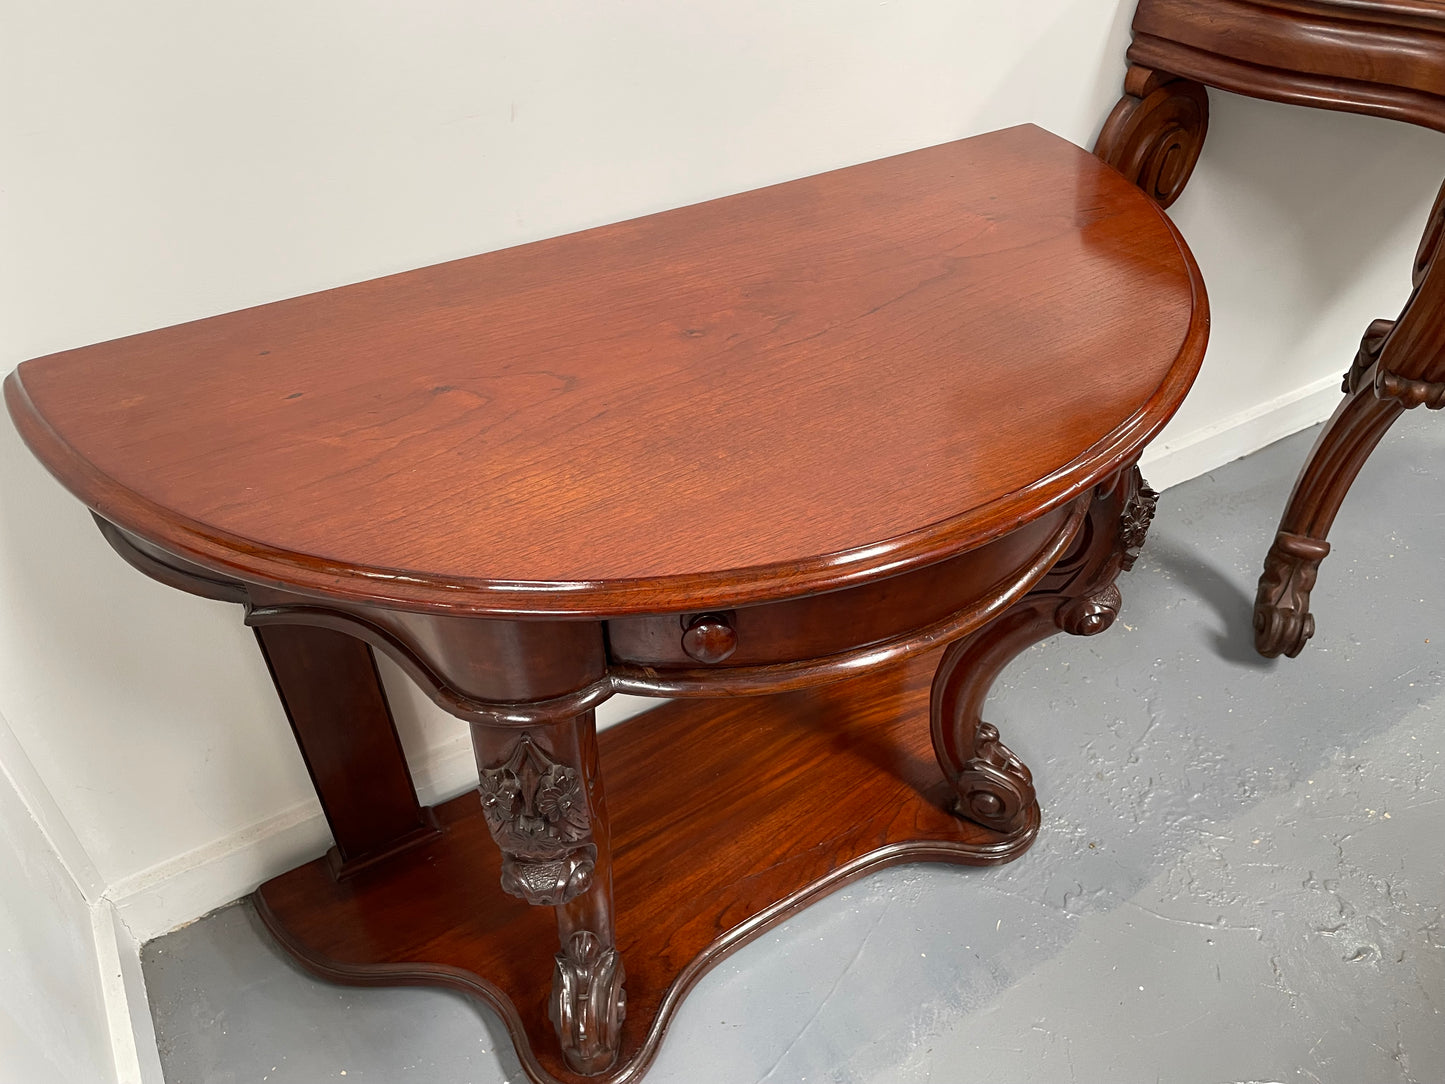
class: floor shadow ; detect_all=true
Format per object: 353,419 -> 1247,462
1145,538 -> 1279,671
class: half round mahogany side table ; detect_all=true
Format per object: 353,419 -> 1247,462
6,125 -> 1206,1084
1094,0 -> 1445,658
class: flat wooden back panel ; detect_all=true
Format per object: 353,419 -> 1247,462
6,124 -> 1206,615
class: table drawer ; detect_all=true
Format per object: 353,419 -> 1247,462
607,502 -> 1076,673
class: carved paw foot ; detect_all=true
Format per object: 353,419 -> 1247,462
1094,67 -> 1209,208
550,930 -> 627,1075
951,722 -> 1036,834
1254,532 -> 1330,658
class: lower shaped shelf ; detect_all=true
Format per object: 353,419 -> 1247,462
254,650 -> 1039,1084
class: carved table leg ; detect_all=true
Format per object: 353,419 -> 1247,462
254,623 -> 440,877
932,468 -> 1158,833
1254,179 -> 1445,657
1094,64 -> 1209,208
1252,356 -> 1404,658
470,713 -> 625,1076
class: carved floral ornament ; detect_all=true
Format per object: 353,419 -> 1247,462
478,736 -> 597,906
1118,478 -> 1159,572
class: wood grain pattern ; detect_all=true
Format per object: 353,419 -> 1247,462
5,124 -> 1205,617
251,462 -> 1157,1082
255,652 -> 1038,1084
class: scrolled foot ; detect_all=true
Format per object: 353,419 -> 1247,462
1094,66 -> 1209,208
950,722 -> 1036,834
1253,532 -> 1330,658
550,930 -> 627,1075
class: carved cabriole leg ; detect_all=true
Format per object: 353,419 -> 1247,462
930,600 -> 1048,835
1254,177 -> 1445,658
469,714 -> 625,1076
932,468 -> 1158,833
1093,64 -> 1209,208
1252,379 -> 1403,658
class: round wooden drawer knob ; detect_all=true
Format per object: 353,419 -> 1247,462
681,613 -> 738,664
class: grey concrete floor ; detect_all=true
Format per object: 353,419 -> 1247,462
143,420 -> 1445,1084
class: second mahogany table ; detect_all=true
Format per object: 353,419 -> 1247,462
1094,0 -> 1445,657
6,125 -> 1206,1082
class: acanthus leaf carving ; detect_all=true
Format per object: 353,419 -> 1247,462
500,848 -> 597,909
550,930 -> 627,1075
1343,318 -> 1394,395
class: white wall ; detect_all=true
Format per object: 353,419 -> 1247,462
0,710 -> 117,1084
2,0 -> 1444,947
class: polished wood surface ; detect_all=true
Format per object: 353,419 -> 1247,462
7,123 -> 1207,1079
255,652 -> 1036,1084
1095,0 -> 1445,656
6,124 -> 1203,616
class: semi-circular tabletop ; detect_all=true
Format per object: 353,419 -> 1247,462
5,124 -> 1207,617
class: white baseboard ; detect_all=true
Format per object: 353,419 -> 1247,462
92,899 -> 165,1084
109,715 -> 640,943
0,707 -> 162,1084
1139,374 -> 1340,492
107,732 -> 484,944
108,799 -> 334,945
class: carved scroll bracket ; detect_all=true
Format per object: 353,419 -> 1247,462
1340,318 -> 1445,408
478,735 -> 597,907
1057,583 -> 1122,637
1094,65 -> 1209,208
